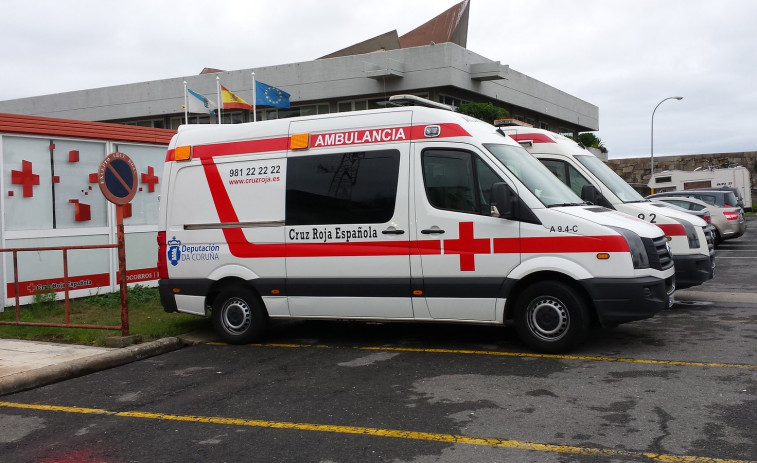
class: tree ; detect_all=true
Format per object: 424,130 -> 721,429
577,133 -> 608,154
456,102 -> 509,123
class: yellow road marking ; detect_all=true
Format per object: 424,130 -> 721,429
0,401 -> 752,463
248,343 -> 757,370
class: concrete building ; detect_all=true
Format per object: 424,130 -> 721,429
0,1 -> 598,137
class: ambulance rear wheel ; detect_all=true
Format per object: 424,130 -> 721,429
212,287 -> 268,344
514,281 -> 589,354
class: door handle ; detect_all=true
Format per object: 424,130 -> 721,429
382,227 -> 405,235
421,228 -> 445,235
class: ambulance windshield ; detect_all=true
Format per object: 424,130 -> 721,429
484,144 -> 584,207
575,154 -> 646,203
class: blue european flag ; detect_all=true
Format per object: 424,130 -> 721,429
255,81 -> 290,109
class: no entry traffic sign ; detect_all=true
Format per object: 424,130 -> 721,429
97,151 -> 137,336
98,152 -> 138,205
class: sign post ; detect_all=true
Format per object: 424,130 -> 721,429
98,152 -> 138,337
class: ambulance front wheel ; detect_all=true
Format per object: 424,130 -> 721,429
513,281 -> 590,354
212,286 -> 268,344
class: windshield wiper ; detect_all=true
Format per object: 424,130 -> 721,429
546,202 -> 586,208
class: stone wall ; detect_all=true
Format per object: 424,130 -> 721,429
607,151 -> 757,196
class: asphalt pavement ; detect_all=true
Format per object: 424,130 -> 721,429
1,216 -> 754,397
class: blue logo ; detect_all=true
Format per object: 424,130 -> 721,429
167,236 -> 181,266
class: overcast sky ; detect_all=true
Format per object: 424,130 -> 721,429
1,0 -> 755,160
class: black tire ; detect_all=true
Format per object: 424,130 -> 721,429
513,281 -> 590,354
211,286 -> 268,344
713,230 -> 722,247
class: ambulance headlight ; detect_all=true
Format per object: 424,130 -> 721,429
677,218 -> 700,249
609,227 -> 650,269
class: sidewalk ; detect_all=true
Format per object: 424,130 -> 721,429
0,336 -> 187,396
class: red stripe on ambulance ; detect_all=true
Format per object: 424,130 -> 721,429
656,224 -> 686,236
167,123 -> 472,162
508,133 -> 556,144
194,137 -> 290,160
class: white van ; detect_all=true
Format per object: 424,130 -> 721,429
650,166 -> 751,211
157,99 -> 675,353
498,125 -> 714,289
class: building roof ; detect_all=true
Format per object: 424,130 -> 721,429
319,30 -> 401,60
319,0 -> 469,58
0,112 -> 176,144
399,0 -> 469,48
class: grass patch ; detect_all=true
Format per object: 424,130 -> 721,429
0,285 -> 210,346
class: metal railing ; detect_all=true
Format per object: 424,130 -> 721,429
0,243 -> 129,336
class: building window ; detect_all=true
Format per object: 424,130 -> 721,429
539,121 -> 550,130
262,104 -> 330,120
220,111 -> 245,124
126,119 -> 165,129
438,94 -> 467,110
170,115 -> 211,129
336,98 -> 401,113
337,101 -> 352,112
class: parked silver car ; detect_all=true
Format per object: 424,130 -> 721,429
648,189 -> 742,213
651,196 -> 745,246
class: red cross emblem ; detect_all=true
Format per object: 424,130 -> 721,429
11,160 -> 40,197
141,166 -> 159,193
443,222 -> 491,271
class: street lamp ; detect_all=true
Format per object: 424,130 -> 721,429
650,96 -> 683,183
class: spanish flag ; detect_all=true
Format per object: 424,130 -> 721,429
221,85 -> 253,110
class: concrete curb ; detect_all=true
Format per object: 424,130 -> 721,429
675,291 -> 757,304
0,337 -> 184,397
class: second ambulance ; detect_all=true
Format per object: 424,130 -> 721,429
498,124 -> 714,289
157,97 -> 675,353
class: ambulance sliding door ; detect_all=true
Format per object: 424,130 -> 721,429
285,113 -> 412,318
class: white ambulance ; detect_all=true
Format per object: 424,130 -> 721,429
497,124 -> 714,290
157,98 -> 675,353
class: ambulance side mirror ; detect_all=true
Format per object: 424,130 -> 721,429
580,185 -> 613,209
580,185 -> 601,204
491,182 -> 517,220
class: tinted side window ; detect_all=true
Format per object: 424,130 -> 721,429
286,150 -> 400,225
541,159 -> 567,184
693,194 -> 718,205
540,159 -> 592,197
475,157 -> 502,215
667,199 -> 694,210
724,192 -> 738,207
566,164 -> 593,197
422,149 -> 502,215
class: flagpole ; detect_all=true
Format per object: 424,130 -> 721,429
183,81 -> 189,125
216,76 -> 222,125
252,72 -> 257,122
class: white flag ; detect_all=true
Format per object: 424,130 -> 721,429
186,88 -> 217,114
